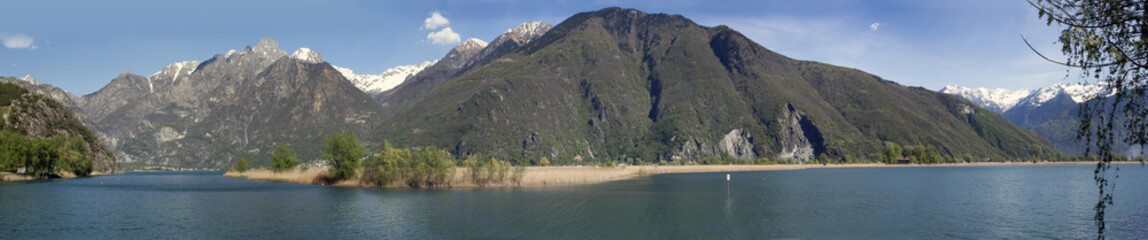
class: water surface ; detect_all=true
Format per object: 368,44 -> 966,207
2,165 -> 1146,239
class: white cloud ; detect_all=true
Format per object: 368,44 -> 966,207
426,27 -> 461,45
424,11 -> 450,30
869,22 -> 880,31
1,33 -> 37,49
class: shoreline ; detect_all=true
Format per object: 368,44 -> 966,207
0,171 -> 115,182
221,161 -> 1143,189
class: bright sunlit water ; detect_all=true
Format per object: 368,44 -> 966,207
2,165 -> 1147,239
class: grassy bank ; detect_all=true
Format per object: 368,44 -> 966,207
222,161 -> 1138,188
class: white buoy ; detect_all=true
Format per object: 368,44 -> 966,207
726,174 -> 730,181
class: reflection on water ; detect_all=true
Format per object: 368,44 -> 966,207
1,166 -> 1146,238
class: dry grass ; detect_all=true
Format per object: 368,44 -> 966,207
220,161 -> 1140,189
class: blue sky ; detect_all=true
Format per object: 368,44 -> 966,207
1,0 -> 1068,95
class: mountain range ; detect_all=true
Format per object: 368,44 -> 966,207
7,8 -> 1057,168
942,83 -> 1143,156
373,8 -> 1053,164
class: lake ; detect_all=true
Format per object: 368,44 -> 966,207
2,165 -> 1146,239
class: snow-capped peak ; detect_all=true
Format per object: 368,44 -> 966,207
151,61 -> 200,83
503,21 -> 551,42
335,60 -> 437,96
291,48 -> 325,63
457,38 -> 488,52
942,82 -> 1111,112
940,85 -> 1031,113
1054,82 -> 1106,103
19,74 -> 40,85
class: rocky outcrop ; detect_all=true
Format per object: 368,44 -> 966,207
672,129 -> 757,161
777,103 -> 822,162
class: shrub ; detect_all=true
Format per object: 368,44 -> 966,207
464,154 -> 524,187
270,143 -> 299,173
235,158 -> 249,173
539,157 -> 550,166
361,141 -> 408,187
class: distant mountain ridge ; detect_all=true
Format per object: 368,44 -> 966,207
335,60 -> 437,98
941,83 -> 1106,113
943,82 -> 1142,156
73,38 -> 384,168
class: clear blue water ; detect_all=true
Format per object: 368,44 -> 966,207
2,165 -> 1147,239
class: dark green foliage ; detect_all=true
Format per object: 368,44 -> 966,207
0,82 -> 28,107
883,142 -> 903,164
0,84 -> 101,178
322,132 -> 364,181
270,143 -> 299,172
235,158 -> 248,173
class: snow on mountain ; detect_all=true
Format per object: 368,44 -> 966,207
150,61 -> 200,83
19,74 -> 40,85
290,48 -> 325,63
335,60 -> 437,96
457,38 -> 488,53
942,82 -> 1108,113
502,21 -> 550,42
940,85 -> 1031,113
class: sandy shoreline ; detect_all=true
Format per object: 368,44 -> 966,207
221,161 -> 1142,189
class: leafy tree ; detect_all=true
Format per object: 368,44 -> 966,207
270,143 -> 299,173
235,158 -> 249,173
322,132 -> 364,181
883,142 -> 902,164
1031,144 -> 1043,163
1028,1 -> 1148,237
539,156 -> 550,166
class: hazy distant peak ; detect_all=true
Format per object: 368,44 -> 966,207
336,60 -> 437,96
291,48 -> 325,63
250,38 -> 288,60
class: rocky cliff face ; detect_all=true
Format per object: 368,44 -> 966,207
0,81 -> 121,173
76,38 -> 380,168
777,104 -> 821,162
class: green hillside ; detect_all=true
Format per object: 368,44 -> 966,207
371,8 -> 1057,164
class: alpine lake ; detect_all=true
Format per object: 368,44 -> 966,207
2,164 -> 1147,239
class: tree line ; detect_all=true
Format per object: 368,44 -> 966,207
0,83 -> 95,179
236,132 -> 526,188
